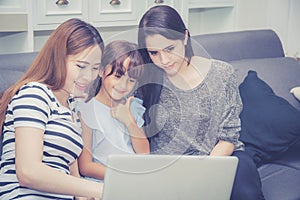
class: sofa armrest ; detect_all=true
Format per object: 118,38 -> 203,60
191,29 -> 285,62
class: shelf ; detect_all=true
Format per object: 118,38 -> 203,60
188,0 -> 235,9
0,14 -> 27,32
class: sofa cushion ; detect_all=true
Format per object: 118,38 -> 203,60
290,86 -> 300,101
231,57 -> 300,111
238,70 -> 300,166
259,161 -> 300,200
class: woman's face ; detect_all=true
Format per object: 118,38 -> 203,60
99,57 -> 137,104
145,34 -> 187,77
65,45 -> 102,98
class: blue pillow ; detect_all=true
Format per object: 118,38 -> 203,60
239,70 -> 300,166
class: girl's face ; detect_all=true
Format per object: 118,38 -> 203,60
99,57 -> 137,104
145,34 -> 187,77
64,45 -> 102,98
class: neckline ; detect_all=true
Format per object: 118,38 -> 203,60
164,57 -> 213,92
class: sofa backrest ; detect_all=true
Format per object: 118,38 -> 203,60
192,29 -> 300,111
191,29 -> 285,62
0,52 -> 37,94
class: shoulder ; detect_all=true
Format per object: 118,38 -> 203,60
212,59 -> 234,75
209,59 -> 237,83
211,59 -> 234,74
190,56 -> 212,76
14,82 -> 55,104
18,81 -> 52,96
77,97 -> 95,112
76,98 -> 101,129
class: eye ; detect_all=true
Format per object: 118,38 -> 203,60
76,64 -> 85,69
148,51 -> 158,56
92,66 -> 100,71
129,78 -> 137,83
114,72 -> 122,78
165,46 -> 175,52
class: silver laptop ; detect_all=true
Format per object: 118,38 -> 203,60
102,154 -> 238,200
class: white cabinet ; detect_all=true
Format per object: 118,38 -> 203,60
0,0 -> 27,12
33,0 -> 88,30
146,0 -> 182,9
89,0 -> 146,27
89,0 -> 183,27
0,0 -> 28,32
183,0 -> 236,35
0,0 -> 33,53
0,0 -> 238,54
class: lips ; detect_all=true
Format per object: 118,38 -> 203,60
163,63 -> 175,70
113,87 -> 126,96
75,82 -> 88,91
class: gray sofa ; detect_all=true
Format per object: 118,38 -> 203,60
0,30 -> 300,200
192,29 -> 300,200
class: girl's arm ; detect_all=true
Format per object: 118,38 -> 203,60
125,119 -> 150,154
111,96 -> 150,154
209,140 -> 235,156
78,118 -> 106,180
15,127 -> 102,199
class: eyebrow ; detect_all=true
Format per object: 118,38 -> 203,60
76,60 -> 101,65
148,44 -> 175,51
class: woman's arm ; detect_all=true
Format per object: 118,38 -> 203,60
216,63 -> 243,154
69,160 -> 89,200
15,126 -> 103,199
209,140 -> 234,156
78,118 -> 106,180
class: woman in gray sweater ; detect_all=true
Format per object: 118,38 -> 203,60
137,5 -> 265,200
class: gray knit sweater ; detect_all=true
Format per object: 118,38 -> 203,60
150,60 -> 244,155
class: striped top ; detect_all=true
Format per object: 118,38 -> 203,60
0,82 -> 83,200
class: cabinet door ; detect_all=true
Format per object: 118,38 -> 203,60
33,0 -> 88,30
146,0 -> 182,12
89,0 -> 147,27
0,0 -> 27,12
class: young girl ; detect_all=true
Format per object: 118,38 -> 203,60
0,18 -> 104,199
137,5 -> 265,200
77,40 -> 150,182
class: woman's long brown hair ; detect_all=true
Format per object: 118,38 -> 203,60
0,18 -> 104,134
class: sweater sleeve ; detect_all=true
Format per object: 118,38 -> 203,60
218,64 -> 244,150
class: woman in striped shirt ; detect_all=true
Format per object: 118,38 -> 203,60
0,18 -> 104,200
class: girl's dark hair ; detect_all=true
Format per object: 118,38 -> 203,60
87,40 -> 144,100
0,18 -> 104,133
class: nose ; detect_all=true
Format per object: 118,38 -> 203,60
80,68 -> 98,83
118,76 -> 128,91
160,52 -> 170,65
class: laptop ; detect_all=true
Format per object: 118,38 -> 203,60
102,154 -> 238,200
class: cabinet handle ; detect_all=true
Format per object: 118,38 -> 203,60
154,0 -> 164,3
56,0 -> 69,5
110,0 -> 121,5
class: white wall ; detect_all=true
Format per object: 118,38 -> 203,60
286,0 -> 300,57
187,0 -> 300,57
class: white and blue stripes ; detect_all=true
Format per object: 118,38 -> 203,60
0,82 -> 83,199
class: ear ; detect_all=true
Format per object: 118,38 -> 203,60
99,68 -> 104,77
184,29 -> 189,46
